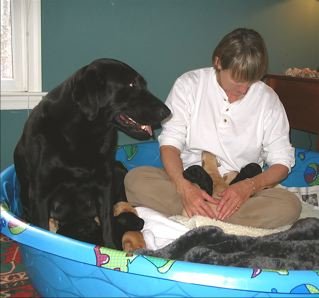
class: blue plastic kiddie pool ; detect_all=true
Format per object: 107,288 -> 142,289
1,141 -> 319,297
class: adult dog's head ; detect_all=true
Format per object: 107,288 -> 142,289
66,58 -> 171,140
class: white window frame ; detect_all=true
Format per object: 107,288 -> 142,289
1,0 -> 45,110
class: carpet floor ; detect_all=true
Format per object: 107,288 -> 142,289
0,234 -> 40,298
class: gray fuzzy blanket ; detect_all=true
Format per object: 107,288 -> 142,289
137,217 -> 319,270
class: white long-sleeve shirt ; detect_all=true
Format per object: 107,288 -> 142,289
158,67 -> 295,176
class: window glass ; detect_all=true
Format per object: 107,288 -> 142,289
1,0 -> 13,80
1,0 -> 42,110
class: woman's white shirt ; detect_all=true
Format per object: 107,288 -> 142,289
158,67 -> 294,176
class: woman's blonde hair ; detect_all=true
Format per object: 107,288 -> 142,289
212,28 -> 268,82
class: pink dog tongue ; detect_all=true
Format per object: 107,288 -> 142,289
141,125 -> 152,136
118,114 -> 153,136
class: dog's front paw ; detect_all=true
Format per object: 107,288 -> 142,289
122,231 -> 146,252
49,218 -> 59,233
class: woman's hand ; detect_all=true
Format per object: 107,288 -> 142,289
177,178 -> 219,218
216,164 -> 289,220
216,179 -> 253,220
160,145 -> 218,218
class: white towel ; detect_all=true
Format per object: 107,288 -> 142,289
136,207 -> 189,250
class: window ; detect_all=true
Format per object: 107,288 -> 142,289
0,0 -> 43,110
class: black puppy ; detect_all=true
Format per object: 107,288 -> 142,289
183,162 -> 262,195
14,58 -> 171,249
47,181 -> 104,244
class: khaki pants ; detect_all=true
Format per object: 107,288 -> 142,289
125,166 -> 302,229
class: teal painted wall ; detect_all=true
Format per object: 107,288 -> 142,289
1,110 -> 29,170
1,0 -> 318,170
41,0 -> 319,94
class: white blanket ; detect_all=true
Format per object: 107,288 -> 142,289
135,207 -> 189,250
136,202 -> 319,250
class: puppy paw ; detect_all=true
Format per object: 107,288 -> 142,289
122,231 -> 146,252
49,218 -> 59,233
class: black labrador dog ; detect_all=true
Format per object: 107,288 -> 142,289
14,58 -> 171,249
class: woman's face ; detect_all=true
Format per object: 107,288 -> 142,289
217,69 -> 252,103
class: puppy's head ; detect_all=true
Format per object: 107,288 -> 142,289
183,165 -> 213,195
57,219 -> 103,245
71,58 -> 171,140
48,183 -> 102,244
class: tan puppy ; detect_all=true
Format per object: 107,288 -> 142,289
113,201 -> 146,252
202,151 -> 238,196
182,151 -> 238,217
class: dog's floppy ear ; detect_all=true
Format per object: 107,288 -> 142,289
72,66 -> 103,121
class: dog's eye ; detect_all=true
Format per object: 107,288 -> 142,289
129,81 -> 136,88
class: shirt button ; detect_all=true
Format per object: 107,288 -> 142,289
224,119 -> 227,123
226,108 -> 229,112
